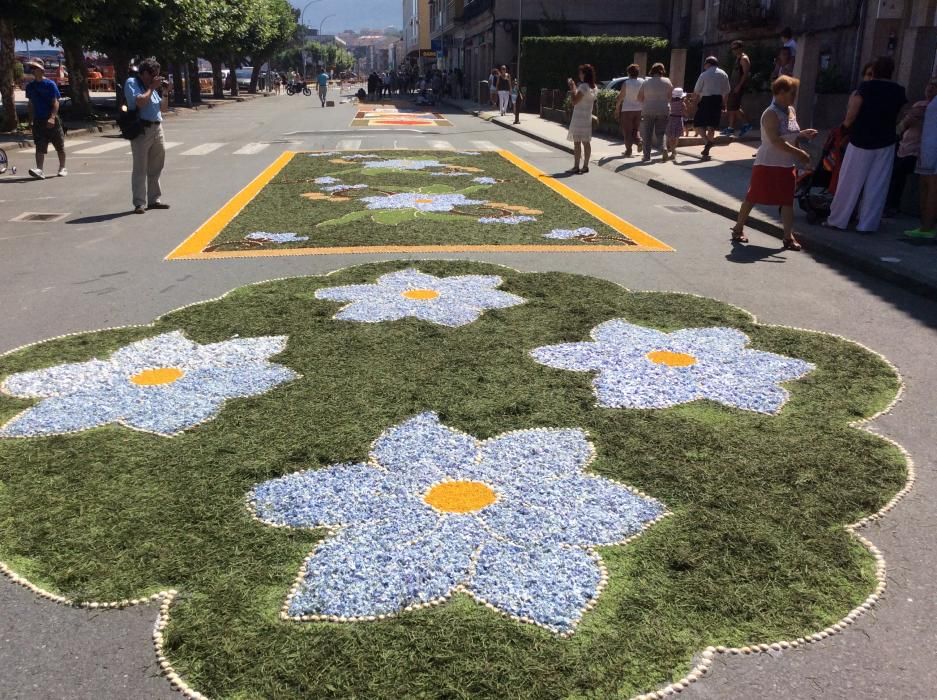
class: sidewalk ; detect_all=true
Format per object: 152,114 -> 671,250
447,97 -> 937,298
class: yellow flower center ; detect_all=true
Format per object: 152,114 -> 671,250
401,289 -> 440,301
414,198 -> 435,204
424,480 -> 497,513
646,350 -> 697,367
130,367 -> 185,386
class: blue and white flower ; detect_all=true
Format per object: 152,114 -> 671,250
0,331 -> 298,437
314,268 -> 524,327
362,159 -> 447,171
341,153 -> 381,160
249,412 -> 666,633
360,192 -> 486,212
472,177 -> 498,184
246,232 -> 309,244
531,321 -> 815,414
544,227 -> 598,240
458,151 -> 481,155
478,215 -> 537,224
314,176 -> 341,185
429,172 -> 471,178
306,151 -> 339,157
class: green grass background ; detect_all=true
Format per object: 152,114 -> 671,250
207,151 -> 635,249
0,262 -> 906,699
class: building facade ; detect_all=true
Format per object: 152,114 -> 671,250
674,0 -> 937,100
403,0 -> 432,68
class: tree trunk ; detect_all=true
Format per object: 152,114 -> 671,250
210,59 -> 224,98
171,63 -> 186,106
229,58 -> 239,97
189,60 -> 202,104
249,63 -> 262,94
110,48 -> 131,107
61,36 -> 92,119
0,18 -> 18,131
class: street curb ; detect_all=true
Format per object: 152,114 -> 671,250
447,101 -> 937,300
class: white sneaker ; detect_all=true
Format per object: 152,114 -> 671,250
58,167 -> 68,177
28,168 -> 45,180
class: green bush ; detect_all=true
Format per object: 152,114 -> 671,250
13,61 -> 24,85
522,36 -> 669,111
596,89 -> 619,130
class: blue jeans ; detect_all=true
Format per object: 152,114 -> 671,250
640,114 -> 668,159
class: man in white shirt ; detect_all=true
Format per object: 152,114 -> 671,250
692,57 -> 731,159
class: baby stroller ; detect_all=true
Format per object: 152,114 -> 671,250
796,126 -> 849,224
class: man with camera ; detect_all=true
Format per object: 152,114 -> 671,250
124,58 -> 170,214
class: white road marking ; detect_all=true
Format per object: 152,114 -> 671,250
470,140 -> 498,151
512,139 -> 552,153
180,142 -> 225,156
233,142 -> 271,155
336,138 -> 362,150
73,141 -> 129,154
63,140 -> 91,148
429,140 -> 454,150
162,142 -> 183,150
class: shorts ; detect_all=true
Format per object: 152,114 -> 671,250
32,118 -> 66,155
726,90 -> 743,112
695,95 -> 723,129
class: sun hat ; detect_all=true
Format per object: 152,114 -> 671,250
25,58 -> 45,71
672,88 -> 686,100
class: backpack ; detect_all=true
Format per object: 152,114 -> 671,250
117,78 -> 143,140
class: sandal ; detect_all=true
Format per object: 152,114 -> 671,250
730,225 -> 748,243
581,166 -> 590,173
566,167 -> 582,175
783,236 -> 802,251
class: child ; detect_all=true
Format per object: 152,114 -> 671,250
667,88 -> 688,161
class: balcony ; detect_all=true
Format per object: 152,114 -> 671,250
461,0 -> 493,22
718,0 -> 780,30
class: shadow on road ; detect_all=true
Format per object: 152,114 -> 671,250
67,212 -> 136,225
725,242 -> 788,264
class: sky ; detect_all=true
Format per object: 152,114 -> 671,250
289,0 -> 400,33
14,1 -> 400,50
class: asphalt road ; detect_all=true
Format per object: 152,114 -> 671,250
1,88 -> 936,700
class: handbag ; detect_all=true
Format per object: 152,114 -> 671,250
117,78 -> 143,140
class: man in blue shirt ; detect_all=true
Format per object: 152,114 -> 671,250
316,68 -> 329,107
24,59 -> 67,179
124,57 -> 170,214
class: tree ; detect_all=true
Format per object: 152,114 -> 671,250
246,0 -> 295,93
0,2 -> 48,130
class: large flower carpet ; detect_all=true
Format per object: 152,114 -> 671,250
0,261 -> 908,699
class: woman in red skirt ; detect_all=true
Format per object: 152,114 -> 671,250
732,76 -> 818,250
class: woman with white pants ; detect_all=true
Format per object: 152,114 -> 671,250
497,66 -> 512,116
826,56 -> 907,232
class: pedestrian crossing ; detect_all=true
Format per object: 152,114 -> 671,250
180,142 -> 226,156
50,136 -> 557,160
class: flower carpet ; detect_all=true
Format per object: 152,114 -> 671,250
350,104 -> 453,128
0,261 -> 909,699
167,150 -> 671,259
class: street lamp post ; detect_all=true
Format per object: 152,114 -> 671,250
299,0 -> 324,33
513,0 -> 523,124
319,14 -> 335,36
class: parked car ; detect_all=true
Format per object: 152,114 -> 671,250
235,68 -> 253,90
602,77 -> 627,93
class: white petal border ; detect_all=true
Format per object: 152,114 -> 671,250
244,424 -> 670,636
0,265 -> 915,700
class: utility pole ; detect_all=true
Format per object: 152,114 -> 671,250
513,0 -> 522,124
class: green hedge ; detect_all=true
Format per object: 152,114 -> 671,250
522,36 -> 670,111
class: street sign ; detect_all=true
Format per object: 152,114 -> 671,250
420,50 -> 437,58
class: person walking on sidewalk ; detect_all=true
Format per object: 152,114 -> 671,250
637,63 -> 673,163
905,84 -> 937,239
317,68 -> 329,107
497,66 -> 512,116
732,76 -> 817,251
825,56 -> 907,233
615,64 -> 644,157
724,41 -> 752,137
125,58 -> 170,215
25,59 -> 67,180
566,64 -> 597,175
693,57 -> 730,160
667,88 -> 688,162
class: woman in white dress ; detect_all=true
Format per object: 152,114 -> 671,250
566,64 -> 598,174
